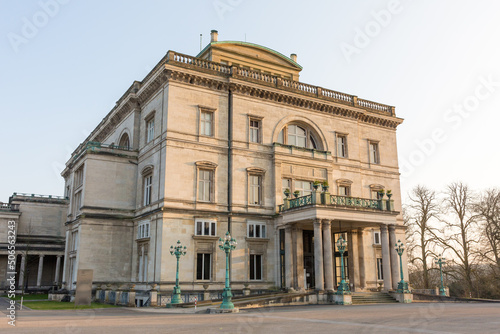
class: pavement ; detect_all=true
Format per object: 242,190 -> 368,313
0,302 -> 499,333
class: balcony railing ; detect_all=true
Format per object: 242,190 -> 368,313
279,191 -> 395,213
12,192 -> 68,200
0,203 -> 19,211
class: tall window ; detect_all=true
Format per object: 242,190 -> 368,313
70,230 -> 79,252
198,169 -> 213,202
195,219 -> 216,236
248,222 -> 266,238
73,191 -> 82,213
338,185 -> 350,197
146,117 -> 155,143
249,175 -> 262,205
294,180 -> 312,197
337,134 -> 348,158
74,165 -> 84,188
249,119 -> 261,143
373,231 -> 381,245
249,254 -> 262,280
119,133 -> 130,149
138,244 -> 148,282
277,124 -> 320,150
377,258 -> 384,280
282,179 -> 291,195
143,173 -> 153,206
196,253 -> 211,280
201,111 -> 213,136
369,141 -> 380,164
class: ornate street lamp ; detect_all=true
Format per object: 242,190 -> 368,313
219,231 -> 237,309
335,235 -> 350,295
435,254 -> 446,296
395,240 -> 410,293
169,240 -> 186,305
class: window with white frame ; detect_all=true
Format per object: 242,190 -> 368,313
198,169 -> 213,202
277,124 -> 322,150
373,231 -> 381,245
248,222 -> 266,238
369,141 -> 380,164
282,179 -> 291,196
196,253 -> 211,280
146,117 -> 155,143
195,219 -> 216,236
249,175 -> 262,205
143,173 -> 153,206
376,258 -> 384,280
249,119 -> 261,143
337,134 -> 348,158
294,180 -> 313,197
70,230 -> 79,252
200,111 -> 214,137
370,185 -> 384,199
249,254 -> 263,280
137,221 -> 150,239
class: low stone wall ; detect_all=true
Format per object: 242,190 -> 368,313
412,292 -> 500,303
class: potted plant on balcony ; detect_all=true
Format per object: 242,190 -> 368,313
386,189 -> 392,199
293,190 -> 300,198
321,181 -> 329,192
284,188 -> 291,198
313,180 -> 321,190
377,189 -> 385,199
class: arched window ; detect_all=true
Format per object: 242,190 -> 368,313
119,133 -> 130,149
277,124 -> 321,150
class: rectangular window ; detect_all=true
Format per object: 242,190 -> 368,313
249,119 -> 260,143
374,231 -> 381,245
146,118 -> 155,143
201,111 -> 213,137
143,174 -> 153,206
74,166 -> 84,188
196,253 -> 211,280
248,222 -> 266,238
198,169 -> 212,202
71,231 -> 79,252
377,258 -> 384,280
369,142 -> 380,164
74,190 -> 82,213
249,254 -> 262,280
195,220 -> 216,236
338,185 -> 350,196
249,175 -> 261,205
294,180 -> 312,197
282,179 -> 291,195
137,222 -> 151,239
337,134 -> 348,158
371,190 -> 380,199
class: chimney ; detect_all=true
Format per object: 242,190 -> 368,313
290,53 -> 297,62
211,30 -> 218,42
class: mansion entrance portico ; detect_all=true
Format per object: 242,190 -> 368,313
277,192 -> 406,293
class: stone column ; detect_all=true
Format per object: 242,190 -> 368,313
389,225 -> 400,289
322,220 -> 334,292
18,254 -> 26,289
357,228 -> 366,290
313,219 -> 324,291
348,230 -> 360,291
293,227 -> 304,290
54,255 -> 62,285
284,225 -> 294,289
37,255 -> 45,287
380,225 -> 392,291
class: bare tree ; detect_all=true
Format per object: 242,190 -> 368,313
434,182 -> 478,296
405,185 -> 440,288
474,189 -> 500,270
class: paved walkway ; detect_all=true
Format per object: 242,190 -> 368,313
0,302 -> 499,333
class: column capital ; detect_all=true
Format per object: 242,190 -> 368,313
322,220 -> 332,231
313,219 -> 322,227
39,254 -> 45,258
56,255 -> 63,258
350,229 -> 358,235
357,227 -> 365,233
380,224 -> 388,232
388,224 -> 396,231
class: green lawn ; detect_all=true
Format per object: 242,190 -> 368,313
22,301 -> 120,310
7,294 -> 48,301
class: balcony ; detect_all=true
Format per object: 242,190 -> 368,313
0,203 -> 19,211
278,191 -> 395,213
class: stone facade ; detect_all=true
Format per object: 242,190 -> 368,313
61,31 -> 407,300
0,193 -> 67,291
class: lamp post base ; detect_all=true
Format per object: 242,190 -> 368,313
169,286 -> 182,305
335,280 -> 351,295
396,280 -> 410,294
220,287 -> 234,309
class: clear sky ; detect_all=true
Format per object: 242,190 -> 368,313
1,0 -> 499,202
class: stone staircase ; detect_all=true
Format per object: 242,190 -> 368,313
351,292 -> 398,305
